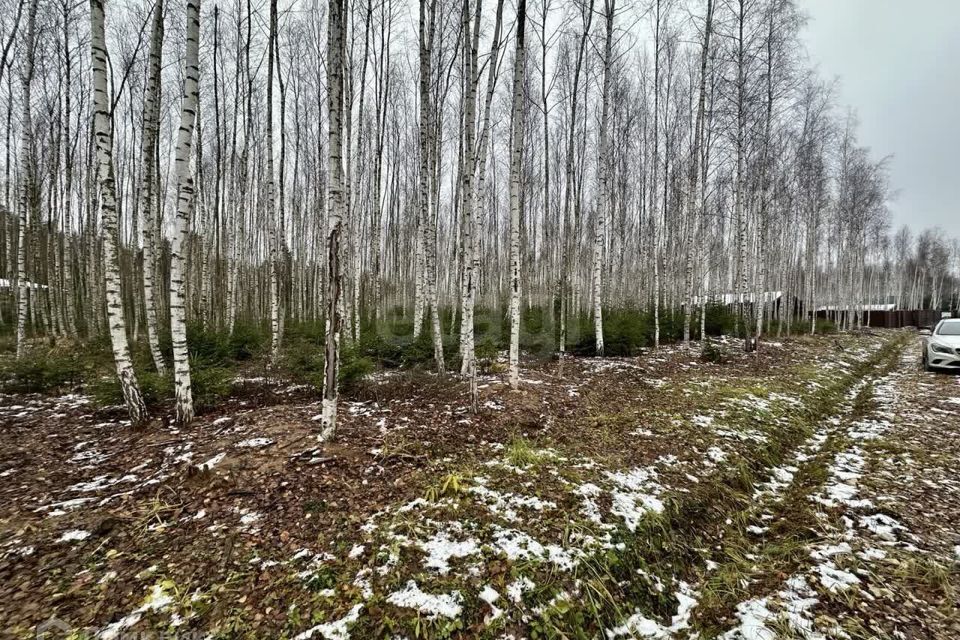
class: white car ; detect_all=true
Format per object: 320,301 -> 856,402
921,318 -> 960,371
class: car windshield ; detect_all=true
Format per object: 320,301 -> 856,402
936,322 -> 960,336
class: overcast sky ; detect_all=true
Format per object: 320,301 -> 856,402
800,0 -> 960,237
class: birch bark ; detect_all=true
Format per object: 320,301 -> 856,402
508,0 -> 526,388
267,0 -> 280,360
140,0 -> 166,373
14,0 -> 38,359
90,0 -> 147,423
683,0 -> 713,346
169,0 -> 202,425
592,0 -> 615,356
320,0 -> 346,440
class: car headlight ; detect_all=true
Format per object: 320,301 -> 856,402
930,343 -> 954,354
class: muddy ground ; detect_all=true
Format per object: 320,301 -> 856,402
1,331 -> 958,639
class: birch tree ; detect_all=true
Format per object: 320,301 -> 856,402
90,0 -> 146,423
592,0 -> 616,356
14,0 -> 37,359
169,0 -> 202,425
267,0 -> 281,359
140,0 -> 165,374
320,0 -> 346,440
508,0 -> 527,388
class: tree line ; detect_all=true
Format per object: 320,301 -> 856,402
1,0 -> 958,431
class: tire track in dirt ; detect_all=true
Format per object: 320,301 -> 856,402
711,337 -> 959,639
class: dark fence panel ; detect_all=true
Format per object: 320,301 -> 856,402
816,309 -> 941,329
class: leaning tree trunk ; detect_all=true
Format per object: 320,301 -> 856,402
90,0 -> 146,423
169,0 -> 202,425
320,0 -> 346,440
140,0 -> 165,374
507,0 -> 526,388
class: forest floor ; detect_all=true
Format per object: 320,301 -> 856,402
1,330 -> 959,639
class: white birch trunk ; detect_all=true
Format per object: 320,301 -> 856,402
458,0 -> 479,396
267,0 -> 281,360
90,0 -> 146,424
14,0 -> 38,360
508,0 -> 526,389
592,0 -> 614,356
683,0 -> 713,346
320,0 -> 346,440
140,0 -> 165,374
169,0 -> 202,425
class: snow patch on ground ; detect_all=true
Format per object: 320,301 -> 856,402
292,603 -> 363,640
606,467 -> 666,530
57,529 -> 90,543
235,437 -> 274,448
386,580 -> 462,619
419,530 -> 480,574
100,582 -> 176,640
606,582 -> 698,638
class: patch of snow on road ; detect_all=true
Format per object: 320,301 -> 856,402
706,447 -> 727,464
720,598 -> 777,640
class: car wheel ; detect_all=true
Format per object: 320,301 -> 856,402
922,352 -> 932,372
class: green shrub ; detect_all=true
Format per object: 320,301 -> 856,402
191,364 -> 233,412
717,307 -> 738,334
0,335 -> 16,354
228,322 -> 268,360
813,318 -> 837,334
284,320 -> 327,344
140,371 -> 174,405
0,348 -> 86,393
701,339 -> 730,364
696,304 -> 734,337
184,322 -> 268,366
571,309 -> 650,356
339,345 -> 375,392
277,342 -> 325,383
357,332 -> 405,368
186,323 -> 230,365
475,336 -> 499,363
398,330 -> 437,368
87,375 -> 124,406
88,369 -> 174,410
607,309 -> 651,356
522,305 -> 548,335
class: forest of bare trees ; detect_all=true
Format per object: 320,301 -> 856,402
2,0 -> 959,428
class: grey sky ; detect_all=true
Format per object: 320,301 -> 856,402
800,0 -> 960,237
